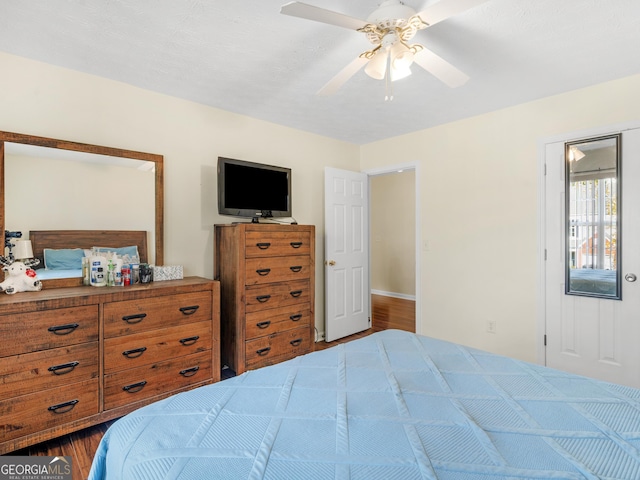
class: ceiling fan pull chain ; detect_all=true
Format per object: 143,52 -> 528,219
385,53 -> 394,101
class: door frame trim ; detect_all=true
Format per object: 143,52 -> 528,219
537,120 -> 640,365
364,161 -> 421,335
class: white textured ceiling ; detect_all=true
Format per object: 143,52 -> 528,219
1,0 -> 639,145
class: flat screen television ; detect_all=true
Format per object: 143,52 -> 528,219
217,157 -> 292,222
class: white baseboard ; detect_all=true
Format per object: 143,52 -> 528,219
371,289 -> 416,301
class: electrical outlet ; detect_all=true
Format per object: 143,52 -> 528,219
487,320 -> 497,334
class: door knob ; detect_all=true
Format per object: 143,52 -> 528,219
326,260 -> 336,266
625,273 -> 637,282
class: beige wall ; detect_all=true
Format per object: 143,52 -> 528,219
4,51 -> 640,362
0,51 -> 361,333
361,73 -> 640,362
370,170 -> 415,297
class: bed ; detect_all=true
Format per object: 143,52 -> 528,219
569,268 -> 617,296
29,229 -> 148,287
88,329 -> 640,479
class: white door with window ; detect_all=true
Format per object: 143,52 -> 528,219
545,127 -> 640,388
324,167 -> 370,342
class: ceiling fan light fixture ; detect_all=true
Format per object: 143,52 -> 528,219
388,41 -> 413,81
390,64 -> 411,81
390,41 -> 414,69
569,145 -> 586,161
365,49 -> 388,80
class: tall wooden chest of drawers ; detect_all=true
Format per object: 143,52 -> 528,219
0,277 -> 219,454
215,224 -> 315,374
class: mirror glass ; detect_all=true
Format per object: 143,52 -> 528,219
565,135 -> 620,298
0,132 -> 163,284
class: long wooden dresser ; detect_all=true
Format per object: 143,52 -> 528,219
215,224 -> 315,375
0,276 -> 219,454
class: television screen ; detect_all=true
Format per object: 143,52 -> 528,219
218,157 -> 291,220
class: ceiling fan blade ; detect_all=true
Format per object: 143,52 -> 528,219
413,48 -> 469,88
280,2 -> 368,31
416,0 -> 489,27
317,56 -> 369,96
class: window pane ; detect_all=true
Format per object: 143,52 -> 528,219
565,135 -> 620,299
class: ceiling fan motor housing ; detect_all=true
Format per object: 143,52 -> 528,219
367,0 -> 416,29
364,0 -> 424,46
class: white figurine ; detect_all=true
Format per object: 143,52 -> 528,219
0,256 -> 43,294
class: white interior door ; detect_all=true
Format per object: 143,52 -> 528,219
545,127 -> 640,388
324,167 -> 370,342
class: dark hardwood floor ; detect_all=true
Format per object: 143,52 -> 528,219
315,293 -> 416,350
7,294 -> 415,479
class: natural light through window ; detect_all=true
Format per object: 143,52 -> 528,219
565,135 -> 620,298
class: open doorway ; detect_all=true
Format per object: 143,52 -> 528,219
369,166 -> 418,334
321,164 -> 419,348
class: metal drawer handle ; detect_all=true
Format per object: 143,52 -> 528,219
122,347 -> 147,358
290,314 -> 303,322
256,295 -> 271,303
290,338 -> 303,347
48,323 -> 79,335
290,242 -> 303,249
256,268 -> 271,276
256,321 -> 271,329
289,266 -> 302,273
256,347 -> 271,356
48,399 -> 79,414
179,366 -> 200,377
179,305 -> 200,315
256,242 -> 271,250
290,290 -> 303,298
179,335 -> 200,346
48,361 -> 80,375
122,313 -> 146,324
123,381 -> 147,393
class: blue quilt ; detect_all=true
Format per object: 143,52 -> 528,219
89,330 -> 640,479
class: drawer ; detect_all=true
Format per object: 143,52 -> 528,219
0,342 -> 98,400
104,321 -> 212,373
0,379 -> 99,443
0,306 -> 98,358
245,280 -> 310,313
245,231 -> 311,258
245,304 -> 311,340
245,326 -> 311,368
245,255 -> 311,286
103,351 -> 212,411
104,291 -> 212,338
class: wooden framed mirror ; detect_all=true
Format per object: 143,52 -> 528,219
0,131 -> 163,288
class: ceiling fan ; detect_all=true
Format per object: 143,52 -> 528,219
280,0 -> 488,96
